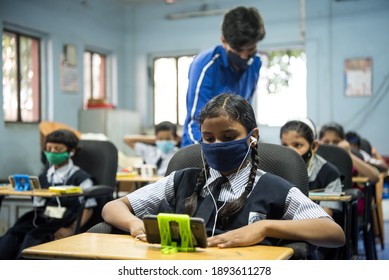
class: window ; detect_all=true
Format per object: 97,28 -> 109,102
255,49 -> 307,126
153,55 -> 194,125
2,30 -> 41,123
83,50 -> 107,107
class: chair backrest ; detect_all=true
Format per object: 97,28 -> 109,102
166,143 -> 309,196
72,140 -> 118,232
72,140 -> 118,187
316,144 -> 353,190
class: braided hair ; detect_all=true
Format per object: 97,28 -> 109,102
183,93 -> 259,226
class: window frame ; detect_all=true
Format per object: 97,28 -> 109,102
83,49 -> 107,107
152,53 -> 195,126
254,47 -> 307,127
2,28 -> 42,124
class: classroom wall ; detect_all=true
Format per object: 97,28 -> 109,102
0,0 -> 388,179
0,0 -> 127,178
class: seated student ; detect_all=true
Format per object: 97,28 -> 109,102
0,129 -> 95,259
345,131 -> 388,173
124,121 -> 179,176
103,93 -> 345,250
280,118 -> 343,218
319,122 -> 379,184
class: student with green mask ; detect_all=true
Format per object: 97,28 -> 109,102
0,129 -> 95,259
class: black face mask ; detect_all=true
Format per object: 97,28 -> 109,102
301,147 -> 313,163
227,51 -> 254,72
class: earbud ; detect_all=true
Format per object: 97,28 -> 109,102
69,151 -> 75,157
250,136 -> 257,144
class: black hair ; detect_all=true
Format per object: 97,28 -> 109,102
45,129 -> 79,152
155,121 -> 177,137
184,93 -> 259,227
222,6 -> 266,50
318,122 -> 345,140
280,119 -> 316,145
345,131 -> 361,147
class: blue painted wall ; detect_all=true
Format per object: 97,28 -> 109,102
0,0 -> 388,178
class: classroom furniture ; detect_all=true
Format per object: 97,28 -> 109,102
351,176 -> 380,259
71,139 -> 118,233
309,193 -> 353,259
0,186 -> 83,234
316,144 -> 361,258
164,143 -> 312,259
79,109 -> 140,157
115,173 -> 162,195
21,232 -> 294,260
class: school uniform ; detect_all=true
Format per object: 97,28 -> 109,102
134,142 -> 178,176
308,154 -> 343,212
127,163 -> 330,246
0,160 -> 93,259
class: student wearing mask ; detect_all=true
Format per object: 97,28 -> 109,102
124,121 -> 179,176
103,94 -> 345,250
181,6 -> 266,147
0,129 -> 95,259
280,118 -> 343,218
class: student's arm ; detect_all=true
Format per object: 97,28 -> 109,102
183,58 -> 216,145
338,140 -> 379,183
350,153 -> 380,183
123,135 -> 156,149
208,187 -> 345,248
53,208 -> 93,240
370,146 -> 389,172
102,196 -> 145,238
207,218 -> 345,248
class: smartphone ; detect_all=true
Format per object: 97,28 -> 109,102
143,214 -> 208,248
9,175 -> 41,190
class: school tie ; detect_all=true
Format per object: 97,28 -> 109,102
195,176 -> 229,228
155,157 -> 163,169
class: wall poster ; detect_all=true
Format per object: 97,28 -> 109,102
344,57 -> 372,97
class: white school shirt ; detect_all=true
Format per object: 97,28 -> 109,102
127,162 -> 331,220
134,143 -> 179,176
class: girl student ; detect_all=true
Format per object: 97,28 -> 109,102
280,118 -> 343,218
102,93 -> 345,249
319,122 -> 379,184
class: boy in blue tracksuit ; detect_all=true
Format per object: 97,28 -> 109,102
181,6 -> 266,147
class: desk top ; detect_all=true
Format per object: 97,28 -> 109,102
116,174 -> 162,183
352,176 -> 369,184
22,232 -> 294,260
0,185 -> 80,197
309,194 -> 352,202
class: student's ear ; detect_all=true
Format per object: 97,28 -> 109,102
250,128 -> 260,147
221,35 -> 228,48
312,140 -> 319,152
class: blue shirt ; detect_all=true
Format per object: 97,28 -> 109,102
181,45 -> 262,147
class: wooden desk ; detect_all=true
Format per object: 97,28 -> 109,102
22,232 -> 294,260
115,174 -> 162,195
352,176 -> 369,184
309,193 -> 353,259
0,185 -> 81,198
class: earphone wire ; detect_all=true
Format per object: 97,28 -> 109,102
201,137 -> 256,236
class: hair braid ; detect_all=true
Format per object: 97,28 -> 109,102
183,164 -> 209,216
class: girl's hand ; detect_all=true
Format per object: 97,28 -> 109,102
207,223 -> 266,248
128,218 -> 147,241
